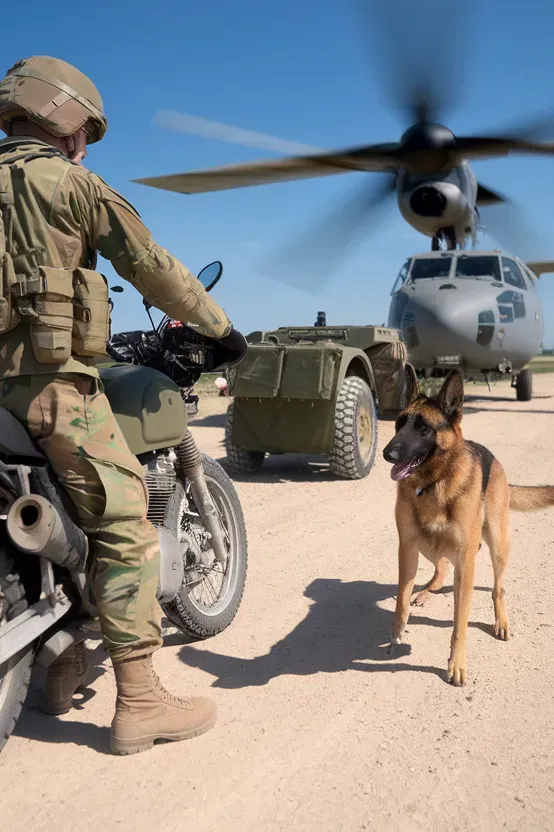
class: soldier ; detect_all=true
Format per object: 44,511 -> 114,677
0,56 -> 246,755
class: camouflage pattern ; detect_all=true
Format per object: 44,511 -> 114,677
0,136 -> 232,380
0,122 -> 232,661
0,372 -> 162,659
0,56 -> 107,144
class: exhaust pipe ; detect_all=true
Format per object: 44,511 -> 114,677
6,495 -> 86,570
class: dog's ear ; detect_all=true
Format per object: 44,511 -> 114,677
436,369 -> 464,421
404,362 -> 420,405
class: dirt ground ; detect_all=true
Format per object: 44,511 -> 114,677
2,376 -> 554,832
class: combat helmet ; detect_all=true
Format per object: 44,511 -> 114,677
0,56 -> 107,144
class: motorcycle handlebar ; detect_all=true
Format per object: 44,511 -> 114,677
160,323 -> 248,373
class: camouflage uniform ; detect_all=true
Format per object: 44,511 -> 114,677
0,135 -> 232,659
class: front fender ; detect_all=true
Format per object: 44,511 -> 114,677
334,347 -> 379,409
156,525 -> 184,605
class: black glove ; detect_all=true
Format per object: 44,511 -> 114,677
210,327 -> 248,371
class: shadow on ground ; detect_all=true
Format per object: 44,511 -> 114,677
12,580 -> 496,751
178,578 -> 495,690
13,643 -> 111,753
216,454 -> 342,484
189,411 -> 228,429
462,391 -> 553,413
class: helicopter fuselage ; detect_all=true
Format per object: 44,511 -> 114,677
387,250 -> 543,375
396,159 -> 478,247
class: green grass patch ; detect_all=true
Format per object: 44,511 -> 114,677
195,373 -> 222,396
529,356 -> 554,374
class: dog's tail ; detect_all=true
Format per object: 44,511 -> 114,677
509,485 -> 554,512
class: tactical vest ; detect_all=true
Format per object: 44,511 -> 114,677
0,144 -> 110,364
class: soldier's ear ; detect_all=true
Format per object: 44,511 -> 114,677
436,369 -> 464,422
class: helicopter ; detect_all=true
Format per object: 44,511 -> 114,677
131,1 -> 554,264
129,0 -> 554,401
387,249 -> 554,400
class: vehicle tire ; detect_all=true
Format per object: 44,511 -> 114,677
162,454 -> 248,640
516,368 -> 533,402
224,402 -> 265,474
328,376 -> 378,480
0,546 -> 33,754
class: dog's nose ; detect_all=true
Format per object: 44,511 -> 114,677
383,444 -> 399,463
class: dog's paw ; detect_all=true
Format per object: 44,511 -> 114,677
494,618 -> 510,641
447,655 -> 467,687
411,590 -> 429,607
379,633 -> 402,655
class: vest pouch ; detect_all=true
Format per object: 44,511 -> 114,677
14,267 -> 74,364
0,253 -> 18,333
72,268 -> 110,357
0,164 -> 19,335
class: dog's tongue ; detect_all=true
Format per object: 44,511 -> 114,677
391,461 -> 414,481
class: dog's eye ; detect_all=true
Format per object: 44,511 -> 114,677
395,415 -> 407,431
414,417 -> 433,437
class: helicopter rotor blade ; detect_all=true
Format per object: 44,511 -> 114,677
455,135 -> 554,161
132,144 -> 399,195
466,108 -> 554,146
256,173 -> 397,293
153,110 -> 323,156
355,0 -> 472,126
475,183 -> 507,207
477,192 -> 549,261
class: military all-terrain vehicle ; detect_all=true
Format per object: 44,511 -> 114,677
224,313 -> 417,479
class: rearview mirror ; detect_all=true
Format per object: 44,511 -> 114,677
197,260 -> 223,292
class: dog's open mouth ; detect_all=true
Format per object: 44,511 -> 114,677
390,455 -> 427,481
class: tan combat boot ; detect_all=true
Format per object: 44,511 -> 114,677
110,655 -> 217,755
38,641 -> 88,715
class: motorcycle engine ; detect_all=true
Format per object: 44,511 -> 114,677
142,451 -> 177,527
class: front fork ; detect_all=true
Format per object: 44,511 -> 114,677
175,428 -> 227,565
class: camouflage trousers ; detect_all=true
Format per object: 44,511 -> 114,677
0,373 -> 163,660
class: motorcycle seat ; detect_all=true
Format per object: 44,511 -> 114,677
0,408 -> 47,467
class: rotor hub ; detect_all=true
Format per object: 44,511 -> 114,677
399,122 -> 456,173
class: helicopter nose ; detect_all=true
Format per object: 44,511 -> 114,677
409,186 -> 447,218
396,286 -> 484,364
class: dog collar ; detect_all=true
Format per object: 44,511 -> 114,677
416,482 -> 435,497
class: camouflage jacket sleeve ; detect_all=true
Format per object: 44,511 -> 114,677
71,168 -> 232,339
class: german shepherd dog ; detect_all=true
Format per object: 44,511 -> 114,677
382,368 -> 554,686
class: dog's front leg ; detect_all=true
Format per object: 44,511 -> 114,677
447,544 -> 478,686
392,541 -> 419,645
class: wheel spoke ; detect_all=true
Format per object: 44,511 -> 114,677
164,458 -> 246,639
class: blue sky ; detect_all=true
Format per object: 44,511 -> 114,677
5,0 -> 554,344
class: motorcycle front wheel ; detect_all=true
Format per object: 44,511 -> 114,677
162,454 -> 248,639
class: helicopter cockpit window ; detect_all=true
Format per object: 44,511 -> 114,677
501,257 -> 527,291
497,290 -> 526,320
391,259 -> 412,294
409,257 -> 452,280
455,255 -> 501,281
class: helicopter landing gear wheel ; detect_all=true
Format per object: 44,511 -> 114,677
516,368 -> 533,402
432,228 -> 456,251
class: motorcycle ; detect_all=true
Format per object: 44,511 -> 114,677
0,260 -> 248,752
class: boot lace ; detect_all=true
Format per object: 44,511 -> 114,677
150,665 -> 193,709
